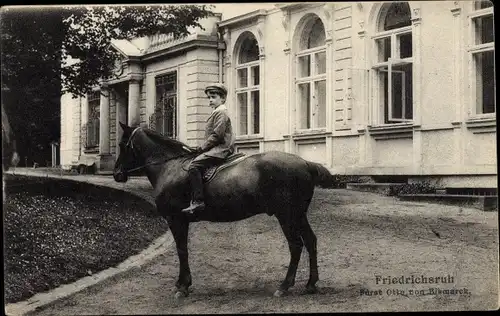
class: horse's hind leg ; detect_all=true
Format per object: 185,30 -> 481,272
165,215 -> 192,299
274,213 -> 304,297
299,213 -> 319,294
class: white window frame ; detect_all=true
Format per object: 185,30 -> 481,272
86,91 -> 100,148
371,25 -> 413,124
154,71 -> 178,139
467,3 -> 495,118
295,45 -> 327,131
379,68 -> 407,121
235,60 -> 260,136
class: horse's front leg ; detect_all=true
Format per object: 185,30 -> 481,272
165,215 -> 192,299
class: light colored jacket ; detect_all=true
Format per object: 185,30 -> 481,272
200,105 -> 235,159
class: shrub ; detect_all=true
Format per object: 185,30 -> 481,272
391,181 -> 437,196
330,174 -> 366,188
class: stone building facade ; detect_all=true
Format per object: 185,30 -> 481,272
60,2 -> 496,188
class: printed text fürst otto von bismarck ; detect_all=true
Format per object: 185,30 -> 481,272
360,274 -> 471,297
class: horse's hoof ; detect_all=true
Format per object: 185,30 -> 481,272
174,291 -> 187,300
273,289 -> 287,297
302,285 -> 318,295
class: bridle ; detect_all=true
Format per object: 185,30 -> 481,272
125,126 -> 142,150
119,127 -> 194,174
118,127 -> 194,175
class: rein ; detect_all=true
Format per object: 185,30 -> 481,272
122,127 -> 194,174
124,158 -> 180,174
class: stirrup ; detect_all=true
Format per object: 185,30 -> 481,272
181,201 -> 205,214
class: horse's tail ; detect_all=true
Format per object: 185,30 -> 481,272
305,160 -> 333,188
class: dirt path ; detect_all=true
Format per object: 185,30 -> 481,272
26,188 -> 498,314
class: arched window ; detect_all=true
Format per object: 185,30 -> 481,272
296,16 -> 327,130
238,36 -> 260,64
235,33 -> 260,135
304,18 -> 326,49
373,2 -> 413,124
383,2 -> 412,30
470,1 -> 494,115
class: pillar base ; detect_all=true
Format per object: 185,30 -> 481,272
97,154 -> 115,171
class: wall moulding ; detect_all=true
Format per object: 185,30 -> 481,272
367,123 -> 415,140
281,10 -> 290,30
323,3 -> 334,20
465,117 -> 497,134
411,7 -> 422,24
284,40 -> 290,52
326,29 -> 333,43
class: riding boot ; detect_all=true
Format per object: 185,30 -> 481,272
181,167 -> 206,214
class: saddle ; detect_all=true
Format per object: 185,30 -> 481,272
202,152 -> 248,183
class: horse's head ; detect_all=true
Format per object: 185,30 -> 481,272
114,121 -> 194,182
113,121 -> 143,183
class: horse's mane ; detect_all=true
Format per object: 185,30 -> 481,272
142,128 -> 193,158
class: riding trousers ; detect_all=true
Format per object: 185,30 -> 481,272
187,154 -> 224,202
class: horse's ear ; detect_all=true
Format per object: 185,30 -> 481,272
119,121 -> 128,131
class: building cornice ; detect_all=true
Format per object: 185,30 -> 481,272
109,40 -> 142,58
218,9 -> 268,29
125,56 -> 141,63
274,3 -> 309,11
142,35 -> 219,62
105,73 -> 144,86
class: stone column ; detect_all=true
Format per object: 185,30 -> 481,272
325,25 -> 334,168
411,6 -> 423,174
99,86 -> 110,155
115,91 -> 128,156
257,15 -> 266,153
72,96 -> 82,163
185,48 -> 219,147
97,86 -> 114,171
282,10 -> 293,154
451,2 -> 464,173
222,27 -> 233,115
355,12 -> 370,172
128,79 -> 141,127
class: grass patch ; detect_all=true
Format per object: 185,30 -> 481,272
3,175 -> 168,304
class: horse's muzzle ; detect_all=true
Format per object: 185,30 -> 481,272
113,170 -> 128,183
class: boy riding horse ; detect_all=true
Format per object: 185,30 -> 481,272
182,83 -> 235,214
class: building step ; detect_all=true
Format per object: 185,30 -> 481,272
96,170 -> 114,176
346,183 -> 405,196
398,194 -> 498,211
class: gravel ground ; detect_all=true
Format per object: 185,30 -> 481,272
3,176 -> 168,304
26,188 -> 499,314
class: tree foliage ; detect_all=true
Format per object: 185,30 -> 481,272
1,7 -> 66,165
2,5 -> 214,98
1,7 -> 65,102
0,5 -> 214,165
60,5 -> 214,97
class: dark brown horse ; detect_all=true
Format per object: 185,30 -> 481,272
113,122 -> 333,299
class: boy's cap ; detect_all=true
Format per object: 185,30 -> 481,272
205,83 -> 227,97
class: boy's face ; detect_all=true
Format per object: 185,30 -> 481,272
207,91 -> 225,108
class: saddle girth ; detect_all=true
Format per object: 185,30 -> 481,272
202,152 -> 248,183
